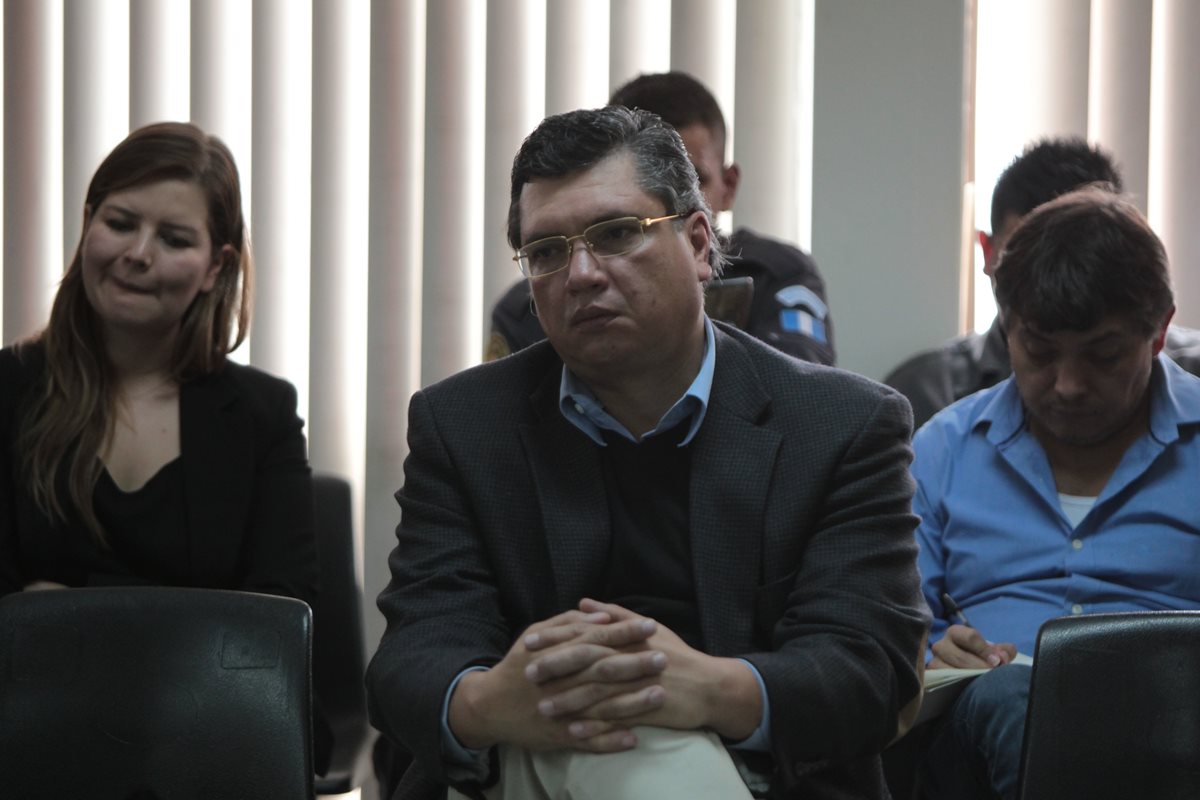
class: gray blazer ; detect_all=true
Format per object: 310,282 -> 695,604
367,323 -> 928,800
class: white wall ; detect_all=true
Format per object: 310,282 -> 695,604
811,0 -> 970,380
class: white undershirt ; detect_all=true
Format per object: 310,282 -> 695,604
1058,492 -> 1098,528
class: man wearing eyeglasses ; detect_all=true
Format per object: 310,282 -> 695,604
486,71 -> 836,367
367,106 -> 928,800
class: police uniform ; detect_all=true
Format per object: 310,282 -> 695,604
485,227 -> 836,365
885,319 -> 1200,430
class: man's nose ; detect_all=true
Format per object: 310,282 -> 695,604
564,236 -> 604,285
1053,360 -> 1090,399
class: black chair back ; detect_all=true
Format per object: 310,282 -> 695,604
311,472 -> 374,794
0,586 -> 314,800
1017,611 -> 1200,800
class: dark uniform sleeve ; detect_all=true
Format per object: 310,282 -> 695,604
883,350 -> 960,431
722,228 -> 836,366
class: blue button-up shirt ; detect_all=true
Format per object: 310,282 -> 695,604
914,355 -> 1200,656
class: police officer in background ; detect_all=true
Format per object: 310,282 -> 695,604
486,71 -> 836,366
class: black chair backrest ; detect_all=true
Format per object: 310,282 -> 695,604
311,472 -> 374,793
0,586 -> 314,800
1017,611 -> 1200,800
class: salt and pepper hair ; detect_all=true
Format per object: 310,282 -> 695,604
506,105 -> 726,275
995,187 -> 1172,336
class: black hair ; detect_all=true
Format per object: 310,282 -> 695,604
991,137 -> 1123,235
608,71 -> 727,151
995,188 -> 1172,335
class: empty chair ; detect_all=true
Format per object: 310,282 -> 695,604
0,586 -> 314,800
311,472 -> 375,794
1017,611 -> 1200,800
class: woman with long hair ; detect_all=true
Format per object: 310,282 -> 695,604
0,121 -> 316,603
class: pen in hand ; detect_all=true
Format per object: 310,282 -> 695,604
941,592 -> 973,628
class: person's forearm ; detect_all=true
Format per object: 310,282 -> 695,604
704,657 -> 763,741
447,668 -> 497,750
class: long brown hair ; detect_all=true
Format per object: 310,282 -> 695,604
17,121 -> 253,543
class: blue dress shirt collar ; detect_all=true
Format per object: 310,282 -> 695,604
558,317 -> 716,447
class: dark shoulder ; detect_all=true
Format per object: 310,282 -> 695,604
420,340 -> 560,412
715,323 -> 902,414
192,359 -> 300,417
493,279 -> 532,319
884,333 -> 980,389
0,341 -> 46,417
1164,325 -> 1200,379
726,227 -> 822,282
724,230 -> 820,280
0,340 -> 46,382
488,279 -> 544,358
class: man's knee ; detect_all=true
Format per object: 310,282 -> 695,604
491,727 -> 753,800
952,664 -> 1032,738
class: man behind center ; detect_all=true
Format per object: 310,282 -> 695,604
366,106 -> 928,799
914,187 -> 1200,799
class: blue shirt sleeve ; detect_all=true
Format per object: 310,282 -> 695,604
727,658 -> 772,752
440,666 -> 491,768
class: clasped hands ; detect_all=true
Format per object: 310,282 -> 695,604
448,598 -> 759,754
929,623 -> 1018,669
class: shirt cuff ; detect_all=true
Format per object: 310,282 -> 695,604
726,658 -> 772,752
441,665 -> 491,770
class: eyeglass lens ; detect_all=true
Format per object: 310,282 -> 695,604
521,218 -> 645,276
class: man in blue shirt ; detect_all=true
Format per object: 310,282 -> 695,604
367,106 -> 927,800
885,137 -> 1200,429
914,187 -> 1200,799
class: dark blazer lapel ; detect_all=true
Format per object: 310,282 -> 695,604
180,369 -> 254,586
519,365 -> 611,610
689,328 -> 780,655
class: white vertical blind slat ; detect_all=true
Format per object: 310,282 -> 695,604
609,0 -> 670,91
364,0 -> 425,651
2,0 -> 63,345
250,0 -> 313,419
733,0 -> 802,243
129,0 -> 190,128
1088,0 -> 1153,212
1149,0 -> 1200,327
420,0 -> 486,387
63,0 -> 129,266
545,0 -> 610,116
482,0 -> 545,334
669,0 -> 734,132
190,0 -> 253,177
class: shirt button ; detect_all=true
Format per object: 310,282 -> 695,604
574,402 -> 584,414
1072,539 -> 1083,550
1071,604 -> 1084,615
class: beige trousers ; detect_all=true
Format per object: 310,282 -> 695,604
448,726 -> 753,800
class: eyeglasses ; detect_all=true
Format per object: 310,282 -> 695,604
513,214 -> 683,278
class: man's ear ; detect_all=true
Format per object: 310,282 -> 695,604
685,212 -> 714,282
719,162 -> 742,212
1153,307 -> 1175,355
978,230 -> 993,264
